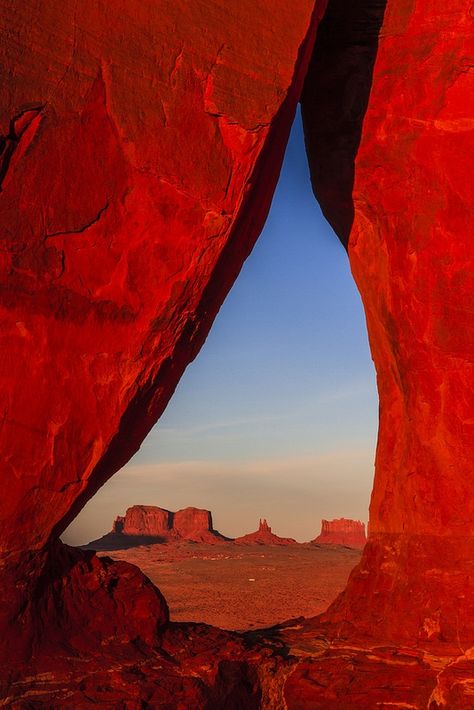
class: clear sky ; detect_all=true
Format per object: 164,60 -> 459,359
63,107 -> 378,546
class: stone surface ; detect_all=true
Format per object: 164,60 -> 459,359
2,0 -> 474,704
302,0 -> 474,646
121,505 -> 172,537
0,0 -> 325,672
312,518 -> 367,548
94,504 -> 229,546
173,506 -> 221,543
235,518 -> 297,546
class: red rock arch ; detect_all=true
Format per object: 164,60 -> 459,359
1,0 -> 473,704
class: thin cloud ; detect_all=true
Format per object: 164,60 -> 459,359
120,448 -> 375,482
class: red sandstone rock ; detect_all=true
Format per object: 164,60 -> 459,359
173,506 -> 224,543
235,519 -> 297,546
302,0 -> 474,646
90,505 -> 229,548
2,0 -> 474,704
312,518 -> 366,548
121,505 -> 172,537
0,0 -> 324,668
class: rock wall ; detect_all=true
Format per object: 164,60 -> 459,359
0,0 -> 325,665
313,518 -> 366,548
121,506 -> 172,537
302,0 -> 474,646
173,507 -> 215,541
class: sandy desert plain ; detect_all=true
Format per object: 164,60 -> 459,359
91,541 -> 361,631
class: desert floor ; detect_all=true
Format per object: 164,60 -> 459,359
99,543 -> 361,631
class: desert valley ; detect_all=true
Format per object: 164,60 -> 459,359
82,506 -> 365,630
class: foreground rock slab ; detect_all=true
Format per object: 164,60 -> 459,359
4,620 -> 474,708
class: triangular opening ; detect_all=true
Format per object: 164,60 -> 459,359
63,107 -> 377,630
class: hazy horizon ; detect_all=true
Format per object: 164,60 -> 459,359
62,108 -> 378,547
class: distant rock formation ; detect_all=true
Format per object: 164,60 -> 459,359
312,519 -> 366,549
85,505 -> 229,550
234,518 -> 297,546
86,508 -> 367,551
114,506 -> 171,536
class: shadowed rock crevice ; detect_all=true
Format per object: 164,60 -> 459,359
301,0 -> 387,246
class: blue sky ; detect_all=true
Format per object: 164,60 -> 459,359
63,108 -> 378,546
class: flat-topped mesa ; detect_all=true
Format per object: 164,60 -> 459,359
87,505 -> 229,547
173,507 -> 217,543
312,518 -> 367,549
121,505 -> 172,537
235,519 -> 296,546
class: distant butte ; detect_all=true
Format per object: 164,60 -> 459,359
85,509 -> 367,550
312,518 -> 367,549
234,518 -> 297,546
85,505 -> 230,550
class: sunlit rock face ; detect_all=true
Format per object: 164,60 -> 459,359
302,0 -> 474,647
0,0 -> 325,672
120,506 -> 172,537
109,504 -> 228,543
312,518 -> 366,548
2,0 -> 474,704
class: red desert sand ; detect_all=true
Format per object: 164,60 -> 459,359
96,541 -> 362,631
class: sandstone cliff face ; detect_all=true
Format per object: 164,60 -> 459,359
302,0 -> 474,647
0,0 -> 325,667
121,506 -> 172,537
115,505 -> 226,543
312,518 -> 366,548
173,507 -> 216,542
87,505 -> 229,549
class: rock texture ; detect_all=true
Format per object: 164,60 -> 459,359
0,0 -> 325,672
235,519 -> 297,546
312,518 -> 366,548
302,0 -> 474,648
119,505 -> 172,537
2,0 -> 474,705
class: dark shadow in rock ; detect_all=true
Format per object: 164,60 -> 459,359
301,0 -> 388,247
80,532 -> 167,551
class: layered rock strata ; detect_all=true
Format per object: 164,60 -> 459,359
312,518 -> 366,548
90,505 -> 228,547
